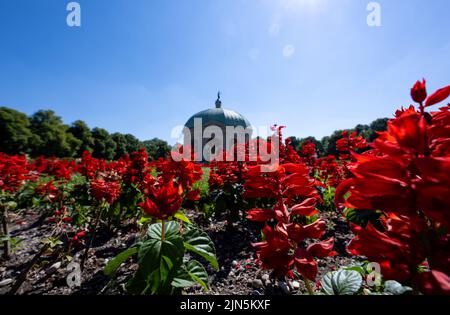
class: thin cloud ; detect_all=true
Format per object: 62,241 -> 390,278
282,44 -> 295,58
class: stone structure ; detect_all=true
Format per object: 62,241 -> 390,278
183,93 -> 252,161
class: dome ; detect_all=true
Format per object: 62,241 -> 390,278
184,107 -> 251,129
184,93 -> 251,129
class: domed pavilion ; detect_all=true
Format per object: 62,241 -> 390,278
183,93 -> 252,161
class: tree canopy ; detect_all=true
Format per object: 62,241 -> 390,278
0,106 -> 387,160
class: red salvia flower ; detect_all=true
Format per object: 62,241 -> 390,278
411,79 -> 427,104
139,179 -> 183,220
336,79 -> 450,295
244,130 -> 335,280
90,178 -> 121,205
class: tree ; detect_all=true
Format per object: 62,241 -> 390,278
0,107 -> 32,155
29,110 -> 80,157
111,133 -> 142,159
124,134 -> 142,154
111,133 -> 128,160
68,120 -> 94,156
321,130 -> 345,157
143,138 -> 171,161
367,118 -> 389,141
91,128 -> 116,160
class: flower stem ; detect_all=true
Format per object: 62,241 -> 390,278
80,204 -> 106,269
1,205 -> 11,260
303,277 -> 315,295
161,220 -> 165,242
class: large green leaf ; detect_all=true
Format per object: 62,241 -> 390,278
172,260 -> 209,291
127,231 -> 185,295
185,260 -> 209,290
384,280 -> 413,295
147,221 -> 180,240
183,227 -> 219,271
321,269 -> 363,295
104,246 -> 138,276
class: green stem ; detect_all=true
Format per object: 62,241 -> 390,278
1,205 -> 10,260
303,277 -> 315,295
161,220 -> 165,241
80,204 -> 106,269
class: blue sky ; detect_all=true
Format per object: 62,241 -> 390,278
0,0 -> 449,144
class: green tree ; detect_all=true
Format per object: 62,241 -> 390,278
0,107 -> 32,155
321,130 -> 345,157
91,127 -> 117,160
29,110 -> 80,157
124,134 -> 142,154
366,118 -> 389,141
143,138 -> 171,161
68,120 -> 94,156
111,133 -> 128,160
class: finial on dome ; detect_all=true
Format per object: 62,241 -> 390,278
215,91 -> 222,108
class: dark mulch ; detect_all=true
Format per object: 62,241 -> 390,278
0,209 -> 362,295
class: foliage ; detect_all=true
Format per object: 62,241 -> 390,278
143,138 -> 171,161
106,221 -> 218,295
0,107 -> 33,155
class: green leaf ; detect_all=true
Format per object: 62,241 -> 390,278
0,235 -> 11,242
104,246 -> 138,276
138,216 -> 151,226
147,221 -> 180,241
185,260 -> 209,290
343,265 -> 366,275
5,201 -> 17,209
183,227 -> 219,271
174,211 -> 191,224
127,231 -> 185,295
384,280 -> 413,295
172,260 -> 209,291
321,269 -> 363,295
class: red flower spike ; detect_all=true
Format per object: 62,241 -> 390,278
247,208 -> 275,222
307,237 -> 337,258
139,180 -> 183,220
291,198 -> 318,217
294,248 -> 318,281
411,79 -> 427,104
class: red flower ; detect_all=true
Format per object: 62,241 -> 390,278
252,225 -> 294,277
35,181 -> 59,202
139,180 -> 183,220
244,132 -> 334,279
425,85 -> 450,108
0,153 -> 30,193
247,208 -> 275,222
90,179 -> 121,205
76,231 -> 87,238
411,79 -> 427,104
185,188 -> 201,201
418,270 -> 450,295
307,237 -> 337,258
294,248 -> 318,281
335,79 -> 450,294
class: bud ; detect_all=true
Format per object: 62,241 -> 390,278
411,79 -> 427,103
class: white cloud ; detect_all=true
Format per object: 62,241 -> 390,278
282,44 -> 295,58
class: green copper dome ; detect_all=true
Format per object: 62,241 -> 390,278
184,93 -> 251,129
